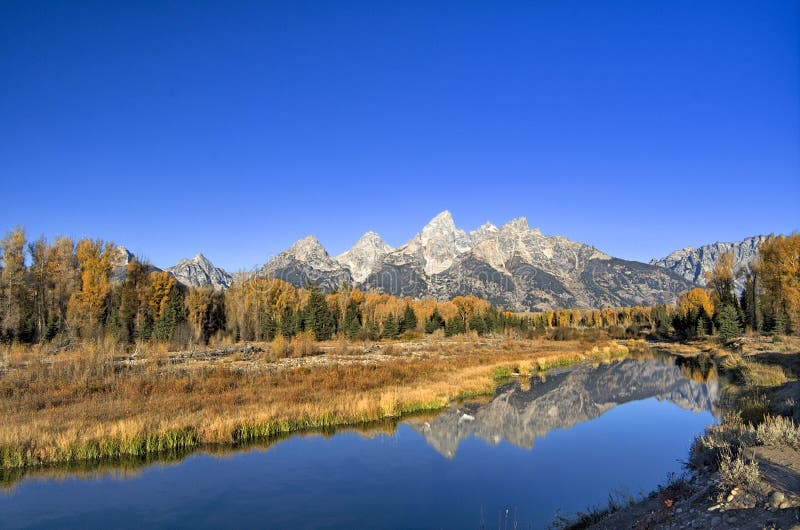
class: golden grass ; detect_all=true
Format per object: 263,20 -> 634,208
0,337 -> 628,469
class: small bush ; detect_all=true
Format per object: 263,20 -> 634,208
755,415 -> 800,448
746,363 -> 787,387
382,344 -> 401,356
491,365 -> 517,382
625,325 -> 642,339
290,331 -> 318,357
551,327 -> 580,341
690,435 -> 723,470
607,325 -> 626,339
718,446 -> 759,490
524,325 -> 547,339
400,330 -> 421,341
658,473 -> 692,508
270,334 -> 289,359
689,414 -> 756,470
580,328 -> 603,343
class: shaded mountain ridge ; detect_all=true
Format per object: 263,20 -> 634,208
150,211 -> 772,312
263,211 -> 695,310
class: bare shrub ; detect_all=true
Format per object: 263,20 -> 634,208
755,415 -> 800,448
290,331 -> 318,357
607,325 -> 627,339
718,446 -> 759,491
580,328 -> 603,344
382,344 -> 401,356
270,334 -> 289,359
400,330 -> 421,341
689,413 -> 756,470
551,327 -> 580,341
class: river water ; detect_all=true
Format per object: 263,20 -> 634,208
0,356 -> 718,529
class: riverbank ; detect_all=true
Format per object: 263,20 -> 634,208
1,335 -> 633,472
572,336 -> 800,530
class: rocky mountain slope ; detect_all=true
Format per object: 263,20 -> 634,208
167,253 -> 233,290
335,231 -> 393,283
261,235 -> 352,291
259,210 -> 694,310
148,212 -> 772,312
109,246 -> 161,282
650,235 -> 770,291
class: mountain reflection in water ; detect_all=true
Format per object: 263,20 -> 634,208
408,357 -> 718,458
0,355 -> 719,530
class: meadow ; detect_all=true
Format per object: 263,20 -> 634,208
0,333 -> 632,470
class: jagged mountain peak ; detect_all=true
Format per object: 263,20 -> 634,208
287,235 -> 329,259
167,253 -> 232,290
425,210 -> 454,226
470,221 -> 499,242
354,230 -> 389,247
336,231 -> 394,283
474,221 -> 498,231
500,216 -> 532,234
248,212 -> 722,310
402,210 -> 473,275
420,210 -> 461,239
180,252 -> 214,269
113,245 -> 133,258
109,246 -> 136,282
651,234 -> 771,289
262,234 -> 351,289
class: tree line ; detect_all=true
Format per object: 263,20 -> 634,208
0,228 -> 526,345
1,227 -> 797,347
670,234 -> 799,341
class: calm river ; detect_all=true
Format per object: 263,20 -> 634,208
0,356 -> 717,529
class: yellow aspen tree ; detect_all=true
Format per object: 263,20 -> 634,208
66,239 -> 114,338
759,234 -> 800,332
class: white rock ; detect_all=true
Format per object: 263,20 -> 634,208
167,253 -> 232,290
336,231 -> 393,283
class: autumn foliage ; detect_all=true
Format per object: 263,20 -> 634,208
1,227 -> 798,347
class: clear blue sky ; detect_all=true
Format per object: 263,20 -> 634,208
2,0 -> 798,272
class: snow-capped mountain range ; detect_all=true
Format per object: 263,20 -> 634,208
159,210 -> 772,311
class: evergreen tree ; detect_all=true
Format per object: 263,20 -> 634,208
772,311 -> 788,335
153,284 -> 185,342
425,308 -> 445,334
445,317 -> 466,337
717,304 -> 742,342
381,313 -> 399,339
484,306 -> 500,333
330,303 -> 341,336
468,314 -> 487,335
279,307 -> 299,337
304,284 -> 334,341
259,309 -> 277,341
695,313 -> 706,338
740,271 -> 763,332
400,303 -> 417,333
651,305 -> 672,336
363,321 -> 380,340
343,299 -> 361,339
